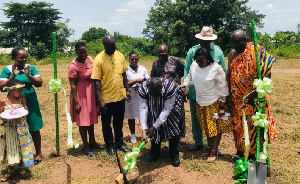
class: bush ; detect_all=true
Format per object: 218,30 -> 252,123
29,42 -> 50,60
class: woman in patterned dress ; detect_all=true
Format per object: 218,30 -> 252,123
181,48 -> 232,163
0,48 -> 43,165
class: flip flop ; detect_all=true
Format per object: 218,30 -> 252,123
82,148 -> 93,157
34,159 -> 42,165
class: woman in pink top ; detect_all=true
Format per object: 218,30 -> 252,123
68,42 -> 104,157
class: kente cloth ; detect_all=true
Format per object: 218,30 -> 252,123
1,102 -> 34,167
230,42 -> 276,154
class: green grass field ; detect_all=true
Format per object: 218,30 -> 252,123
0,57 -> 299,184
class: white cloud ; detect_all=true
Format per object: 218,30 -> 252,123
105,0 -> 155,36
270,9 -> 283,13
291,7 -> 300,11
265,3 -> 274,10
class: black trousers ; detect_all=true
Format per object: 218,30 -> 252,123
100,99 -> 125,148
150,135 -> 179,161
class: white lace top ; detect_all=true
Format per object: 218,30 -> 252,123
184,62 -> 229,106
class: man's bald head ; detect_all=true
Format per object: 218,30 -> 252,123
231,29 -> 247,40
158,44 -> 168,51
103,35 -> 116,55
158,44 -> 169,61
231,29 -> 247,54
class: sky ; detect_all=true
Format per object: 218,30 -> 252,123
0,0 -> 300,41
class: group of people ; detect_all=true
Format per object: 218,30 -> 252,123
0,25 -> 276,181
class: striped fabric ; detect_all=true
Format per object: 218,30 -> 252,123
139,78 -> 182,143
2,102 -> 34,167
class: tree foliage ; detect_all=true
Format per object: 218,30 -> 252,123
1,1 -> 61,49
81,27 -> 109,42
0,1 -> 73,59
143,0 -> 265,56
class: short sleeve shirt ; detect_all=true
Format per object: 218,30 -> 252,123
91,50 -> 128,103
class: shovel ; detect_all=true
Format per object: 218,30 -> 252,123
247,127 -> 267,184
247,98 -> 268,184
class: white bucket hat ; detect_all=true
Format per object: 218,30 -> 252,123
195,26 -> 217,40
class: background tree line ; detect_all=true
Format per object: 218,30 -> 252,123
0,0 -> 299,63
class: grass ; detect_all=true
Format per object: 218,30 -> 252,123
0,58 -> 299,183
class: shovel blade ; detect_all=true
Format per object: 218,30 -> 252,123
247,160 -> 268,184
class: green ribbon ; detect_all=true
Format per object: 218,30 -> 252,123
124,147 -> 140,171
253,77 -> 273,98
48,79 -> 79,149
252,112 -> 269,158
234,157 -> 248,184
123,137 -> 148,173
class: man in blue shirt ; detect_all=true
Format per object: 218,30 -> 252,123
184,26 -> 227,151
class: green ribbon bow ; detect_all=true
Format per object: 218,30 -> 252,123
124,147 -> 140,171
252,112 -> 269,158
234,157 -> 248,184
49,79 -> 63,93
252,112 -> 269,128
123,137 -> 148,173
48,79 -> 79,149
253,77 -> 273,98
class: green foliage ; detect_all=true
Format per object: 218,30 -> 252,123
257,31 -> 300,58
29,42 -> 50,60
1,1 -> 61,49
143,0 -> 265,56
0,1 -> 74,60
56,19 -> 75,51
81,27 -> 109,42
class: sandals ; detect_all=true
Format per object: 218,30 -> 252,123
1,173 -> 12,182
206,149 -> 218,163
1,167 -> 16,182
19,168 -> 30,179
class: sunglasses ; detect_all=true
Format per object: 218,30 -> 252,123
130,58 -> 139,61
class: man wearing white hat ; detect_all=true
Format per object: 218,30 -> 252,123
184,26 -> 227,151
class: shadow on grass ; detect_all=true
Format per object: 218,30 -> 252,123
128,145 -> 177,183
180,142 -> 235,163
0,167 -> 32,184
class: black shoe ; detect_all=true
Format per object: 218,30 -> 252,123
107,147 -> 115,156
248,154 -> 256,161
171,157 -> 180,167
117,145 -> 131,153
232,151 -> 244,160
189,145 -> 204,151
146,155 -> 159,162
89,143 -> 106,150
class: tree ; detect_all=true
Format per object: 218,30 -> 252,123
1,1 -> 61,50
56,19 -> 75,50
143,0 -> 265,56
81,27 -> 109,42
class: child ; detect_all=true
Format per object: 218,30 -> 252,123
0,79 -> 34,182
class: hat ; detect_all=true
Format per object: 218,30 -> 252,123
195,26 -> 217,40
0,107 -> 28,120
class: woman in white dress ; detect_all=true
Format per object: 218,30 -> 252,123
125,51 -> 150,143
